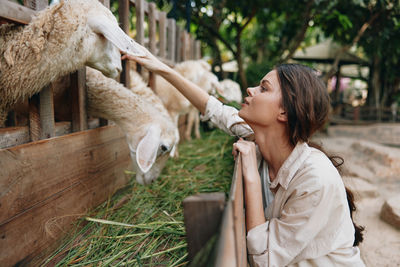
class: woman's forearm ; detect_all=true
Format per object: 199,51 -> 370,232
159,67 -> 210,115
244,178 -> 266,231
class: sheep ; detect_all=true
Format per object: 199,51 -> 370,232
0,0 -> 144,126
218,79 -> 243,104
86,67 -> 178,185
149,60 -> 222,142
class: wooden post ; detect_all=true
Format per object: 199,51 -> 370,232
70,68 -> 87,132
181,31 -> 187,61
29,94 -> 40,142
183,193 -> 225,263
136,0 -> 145,45
195,40 -> 201,60
39,85 -> 55,139
119,0 -> 131,87
159,11 -> 167,59
175,25 -> 182,62
167,19 -> 176,63
148,2 -> 157,90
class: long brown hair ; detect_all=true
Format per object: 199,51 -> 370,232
276,63 -> 364,246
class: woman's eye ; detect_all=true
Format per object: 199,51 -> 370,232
260,86 -> 267,92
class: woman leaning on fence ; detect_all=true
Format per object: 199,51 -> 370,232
122,47 -> 365,266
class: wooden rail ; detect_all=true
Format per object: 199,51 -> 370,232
183,155 -> 248,266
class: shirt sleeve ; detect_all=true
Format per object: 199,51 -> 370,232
246,177 -> 343,266
200,96 -> 254,139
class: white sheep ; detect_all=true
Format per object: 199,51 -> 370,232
217,79 -> 243,104
0,0 -> 144,126
150,60 -> 221,141
86,67 -> 178,185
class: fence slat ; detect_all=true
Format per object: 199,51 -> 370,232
159,11 -> 167,59
39,86 -> 55,139
0,1 -> 36,24
135,0 -> 145,45
183,193 -> 225,263
70,68 -> 87,132
175,25 -> 182,62
119,0 -> 131,87
167,19 -> 176,62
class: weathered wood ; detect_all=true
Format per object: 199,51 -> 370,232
39,86 -> 55,139
23,0 -> 47,10
0,125 -> 132,266
195,40 -> 201,59
181,31 -> 188,61
232,155 -> 247,266
175,25 -> 182,62
0,122 -> 72,149
167,19 -> 176,62
119,0 -> 131,87
159,11 -> 167,58
183,193 -> 225,262
214,155 -> 247,267
70,68 -> 88,132
28,94 -> 40,142
148,2 -> 157,90
135,0 -> 145,45
0,1 -> 36,24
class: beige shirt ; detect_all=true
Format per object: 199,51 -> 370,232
201,96 -> 365,267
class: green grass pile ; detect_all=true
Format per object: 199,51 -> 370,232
43,129 -> 236,266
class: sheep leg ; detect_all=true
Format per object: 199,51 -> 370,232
194,110 -> 201,139
185,109 -> 196,141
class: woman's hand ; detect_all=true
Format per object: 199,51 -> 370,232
121,45 -> 169,74
233,138 -> 259,184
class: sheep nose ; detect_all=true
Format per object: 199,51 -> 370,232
160,144 -> 169,153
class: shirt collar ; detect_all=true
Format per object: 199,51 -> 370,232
270,142 -> 311,190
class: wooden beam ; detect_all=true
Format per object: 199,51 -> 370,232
0,1 -> 36,24
70,68 -> 88,132
175,25 -> 182,62
159,11 -> 167,59
0,125 -> 132,266
167,19 -> 176,63
135,0 -> 145,45
119,0 -> 131,87
39,85 -> 55,139
183,193 -> 225,262
148,2 -> 157,90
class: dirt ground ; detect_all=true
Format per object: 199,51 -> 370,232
312,134 -> 400,267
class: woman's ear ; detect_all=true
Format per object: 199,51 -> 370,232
277,108 -> 288,122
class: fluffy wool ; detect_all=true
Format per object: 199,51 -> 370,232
0,0 -> 123,126
86,67 -> 178,185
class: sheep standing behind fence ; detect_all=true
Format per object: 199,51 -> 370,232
86,67 -> 178,185
0,0 -> 144,126
218,79 -> 243,104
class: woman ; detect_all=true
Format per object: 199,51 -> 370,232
122,49 -> 365,266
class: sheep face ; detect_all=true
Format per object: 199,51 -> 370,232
86,33 -> 122,79
126,123 -> 178,185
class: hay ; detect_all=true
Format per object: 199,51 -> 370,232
43,129 -> 235,266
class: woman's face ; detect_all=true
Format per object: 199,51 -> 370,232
238,70 -> 286,127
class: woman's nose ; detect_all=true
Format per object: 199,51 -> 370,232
246,86 -> 256,96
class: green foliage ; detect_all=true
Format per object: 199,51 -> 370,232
245,60 -> 275,88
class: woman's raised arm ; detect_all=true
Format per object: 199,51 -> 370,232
122,48 -> 209,115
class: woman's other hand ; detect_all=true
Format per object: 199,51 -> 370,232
233,138 -> 259,184
121,45 -> 169,74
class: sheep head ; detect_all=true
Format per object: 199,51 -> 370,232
79,0 -> 145,79
126,123 -> 178,185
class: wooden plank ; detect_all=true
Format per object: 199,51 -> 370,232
0,125 -> 132,266
195,40 -> 201,59
39,85 -> 55,139
181,31 -> 188,61
0,1 -> 36,24
175,25 -> 182,62
0,122 -> 72,149
183,193 -> 225,262
135,0 -> 145,45
215,200 -> 237,267
159,11 -> 167,59
70,68 -> 88,132
232,155 -> 247,266
148,2 -> 157,90
28,94 -> 40,142
167,19 -> 176,62
119,0 -> 131,87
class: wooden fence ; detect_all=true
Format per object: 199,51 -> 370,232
332,104 -> 398,124
0,0 -> 201,266
183,155 -> 248,267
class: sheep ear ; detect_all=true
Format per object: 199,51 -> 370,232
87,15 -> 145,57
136,125 -> 161,173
